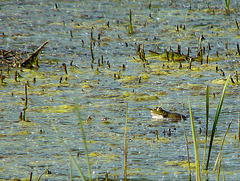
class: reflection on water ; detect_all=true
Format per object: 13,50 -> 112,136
0,0 -> 240,180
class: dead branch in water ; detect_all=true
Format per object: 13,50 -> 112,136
20,40 -> 49,68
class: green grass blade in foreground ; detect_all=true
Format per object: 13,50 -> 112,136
124,102 -> 128,181
202,85 -> 209,170
224,0 -> 231,9
238,112 -> 240,143
205,75 -> 230,170
75,95 -> 92,181
213,120 -> 232,171
51,121 -> 86,181
188,98 -> 201,181
217,156 -> 222,181
70,159 -> 73,181
181,119 -> 191,181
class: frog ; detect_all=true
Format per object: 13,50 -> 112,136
150,107 -> 186,121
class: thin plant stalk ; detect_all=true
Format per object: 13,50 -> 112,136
213,120 -> 232,170
124,102 -> 128,181
217,156 -> 222,181
127,9 -> 133,34
51,121 -> 86,181
206,75 -> 230,170
70,159 -> 73,181
238,112 -> 240,143
202,85 -> 209,170
37,168 -> 49,181
181,119 -> 191,181
75,95 -> 92,181
222,163 -> 225,181
188,98 -> 201,181
224,0 -> 231,9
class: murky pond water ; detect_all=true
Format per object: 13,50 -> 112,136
1,0 -> 240,180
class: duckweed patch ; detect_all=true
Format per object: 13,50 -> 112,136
120,91 -> 158,101
29,105 -> 76,113
165,160 -> 196,170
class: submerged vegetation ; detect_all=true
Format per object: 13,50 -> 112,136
1,0 -> 240,180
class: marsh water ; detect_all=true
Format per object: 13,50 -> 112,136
1,0 -> 240,180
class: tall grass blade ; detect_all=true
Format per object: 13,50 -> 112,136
70,159 -> 73,181
124,102 -> 128,181
213,120 -> 232,170
217,156 -> 221,181
224,0 -> 231,9
222,163 -> 225,181
188,98 -> 201,181
75,95 -> 92,181
51,121 -> 86,181
202,85 -> 209,170
238,112 -> 240,143
206,75 -> 230,170
181,119 -> 191,181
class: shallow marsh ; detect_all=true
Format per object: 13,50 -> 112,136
0,0 -> 240,180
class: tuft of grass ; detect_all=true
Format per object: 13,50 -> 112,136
188,98 -> 201,181
205,75 -> 230,170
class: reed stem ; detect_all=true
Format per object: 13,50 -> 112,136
202,85 -> 209,170
206,75 -> 230,170
75,95 -> 92,181
124,102 -> 128,181
213,120 -> 232,170
188,98 -> 201,180
181,119 -> 191,181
